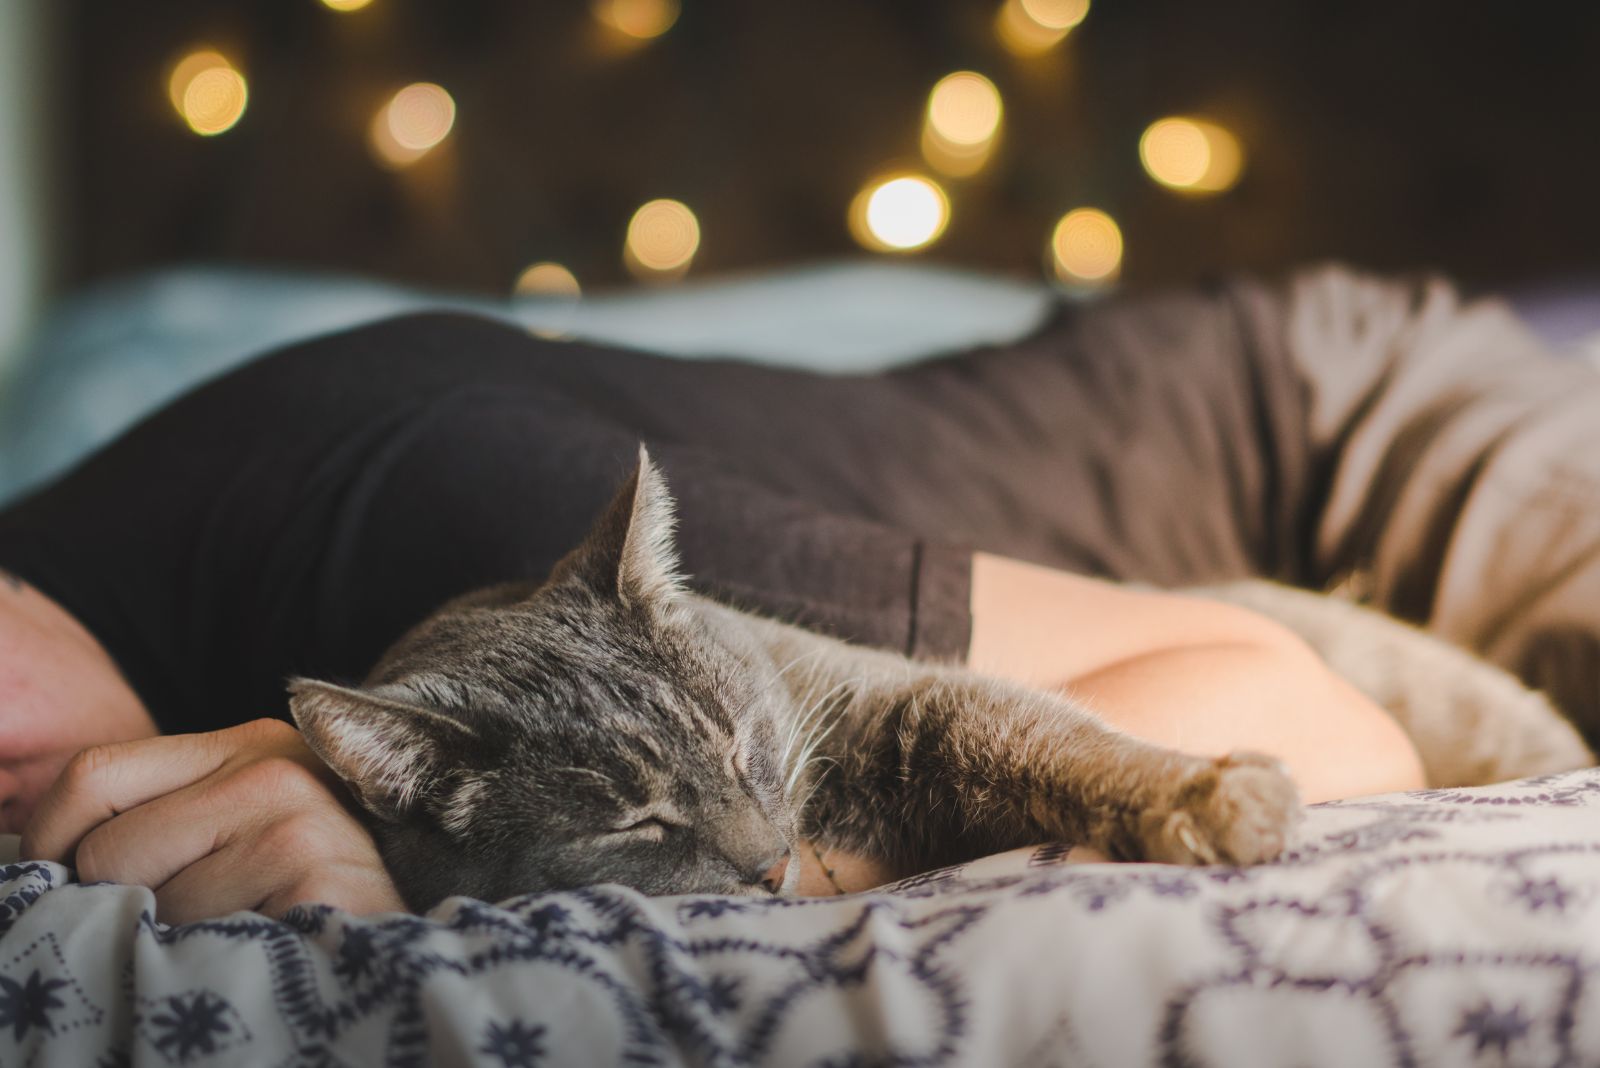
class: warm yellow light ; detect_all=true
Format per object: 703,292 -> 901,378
592,0 -> 680,40
849,176 -> 950,253
168,50 -> 227,112
369,113 -> 419,168
923,72 -> 1003,178
921,127 -> 995,178
1140,119 -> 1210,188
1019,0 -> 1090,31
927,72 -> 1003,146
168,50 -> 247,136
369,83 -> 456,169
624,199 -> 700,280
386,83 -> 455,150
1139,117 -> 1243,194
182,69 -> 247,136
1050,208 -> 1122,283
996,0 -> 1085,55
516,263 -> 583,338
320,0 -> 374,10
514,262 -> 582,298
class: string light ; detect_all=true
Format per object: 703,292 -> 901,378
624,199 -> 700,280
922,72 -> 1003,178
1139,117 -> 1244,194
168,49 -> 248,136
168,51 -> 225,113
515,263 -> 583,339
1020,0 -> 1090,30
1050,207 -> 1122,283
320,0 -> 375,11
848,175 -> 950,252
996,0 -> 1088,56
369,83 -> 456,169
514,262 -> 582,298
592,0 -> 680,40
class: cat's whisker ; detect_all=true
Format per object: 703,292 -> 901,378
776,701 -> 824,783
788,756 -> 839,813
772,647 -> 828,683
774,710 -> 810,776
760,648 -> 833,761
775,674 -> 845,773
781,676 -> 853,769
787,713 -> 843,793
782,677 -> 858,793
786,729 -> 833,794
767,648 -> 829,694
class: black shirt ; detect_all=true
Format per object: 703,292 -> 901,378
0,292 -> 1300,736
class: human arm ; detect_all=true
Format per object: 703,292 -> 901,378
965,552 -> 1426,804
19,717 -> 406,923
0,574 -> 160,834
0,578 -> 405,923
789,552 -> 1426,894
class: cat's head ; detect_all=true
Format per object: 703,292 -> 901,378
290,448 -> 798,912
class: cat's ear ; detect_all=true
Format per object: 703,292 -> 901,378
559,444 -> 684,606
289,678 -> 480,822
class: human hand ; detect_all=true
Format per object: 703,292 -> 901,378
19,717 -> 406,924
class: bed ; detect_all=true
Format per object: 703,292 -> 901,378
3,769 -> 1600,1065
4,261 -> 1600,1066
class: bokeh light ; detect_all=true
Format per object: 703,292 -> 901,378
1050,207 -> 1122,283
849,175 -> 950,252
369,83 -> 456,169
320,0 -> 375,11
927,72 -> 1003,146
1020,0 -> 1090,30
386,83 -> 456,151
515,263 -> 583,339
514,262 -> 582,298
168,50 -> 248,136
1139,117 -> 1244,193
996,0 -> 1088,55
592,0 -> 680,40
624,199 -> 700,280
923,72 -> 1003,177
168,50 -> 226,112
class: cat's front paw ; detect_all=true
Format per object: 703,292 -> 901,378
1138,751 -> 1302,866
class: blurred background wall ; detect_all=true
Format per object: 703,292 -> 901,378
8,0 -> 1600,331
0,1 -> 55,367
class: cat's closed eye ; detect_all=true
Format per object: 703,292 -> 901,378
610,816 -> 675,841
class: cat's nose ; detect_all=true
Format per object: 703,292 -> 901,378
758,849 -> 791,894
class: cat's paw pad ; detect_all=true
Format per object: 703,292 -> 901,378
1141,751 -> 1302,866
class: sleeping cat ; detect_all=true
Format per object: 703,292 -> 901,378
290,450 -> 1594,912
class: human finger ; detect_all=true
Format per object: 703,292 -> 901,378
72,753 -> 331,889
150,838 -> 267,925
155,806 -> 404,924
19,725 -> 255,862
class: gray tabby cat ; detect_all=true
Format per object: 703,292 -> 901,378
290,451 -> 1593,912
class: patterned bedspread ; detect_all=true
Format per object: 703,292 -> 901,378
3,769 -> 1600,1066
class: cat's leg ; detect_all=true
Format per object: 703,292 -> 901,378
803,672 -> 1303,874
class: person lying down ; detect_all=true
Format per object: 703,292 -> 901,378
4,264 -> 1598,917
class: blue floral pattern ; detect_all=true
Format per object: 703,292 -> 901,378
0,970 -> 70,1042
479,1019 -> 548,1066
138,991 -> 247,1064
6,770 -> 1600,1065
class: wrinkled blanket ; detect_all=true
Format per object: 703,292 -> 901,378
3,769 -> 1600,1066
